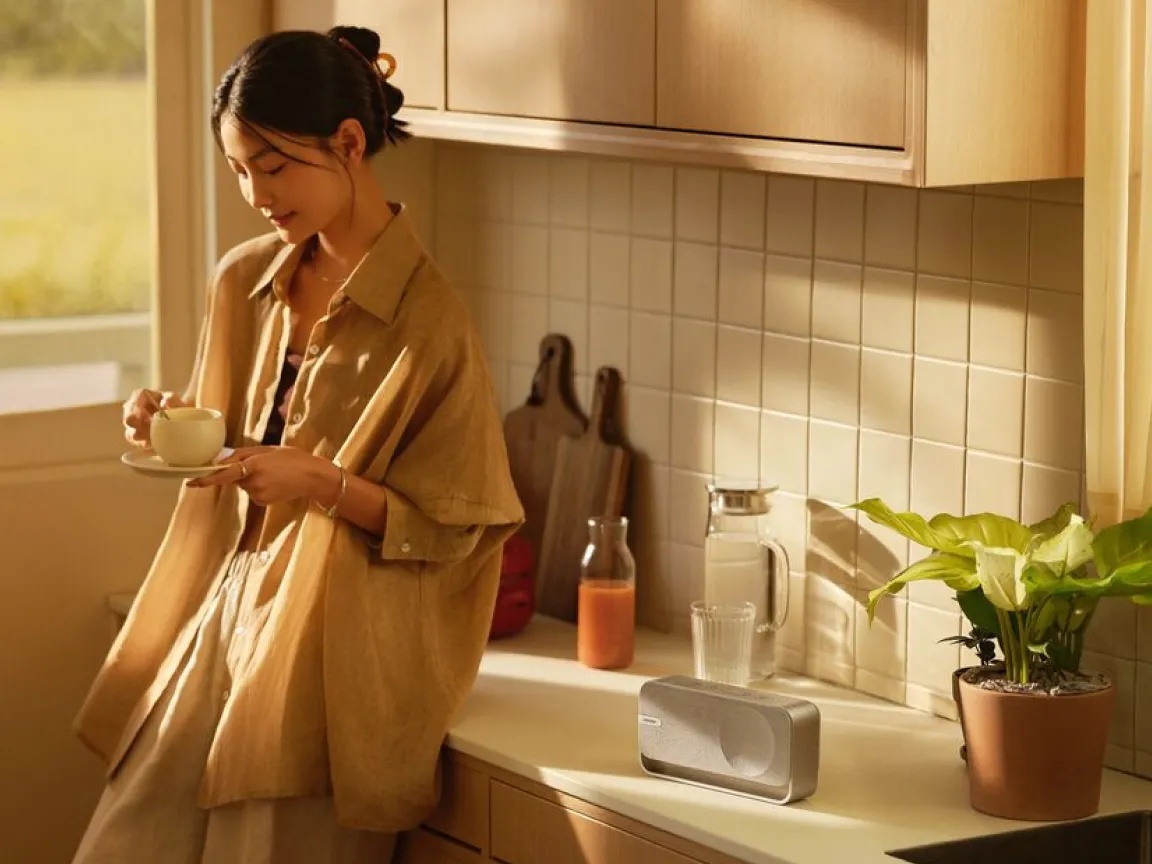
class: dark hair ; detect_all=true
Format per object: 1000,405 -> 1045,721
211,26 -> 410,161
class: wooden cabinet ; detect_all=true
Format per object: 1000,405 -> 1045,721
397,751 -> 746,864
445,0 -> 656,125
656,0 -> 908,149
273,0 -> 445,109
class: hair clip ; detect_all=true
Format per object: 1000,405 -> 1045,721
375,52 -> 397,80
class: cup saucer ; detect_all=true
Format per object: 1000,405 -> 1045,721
120,448 -> 233,480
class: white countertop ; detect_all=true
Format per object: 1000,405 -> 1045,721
447,616 -> 1152,864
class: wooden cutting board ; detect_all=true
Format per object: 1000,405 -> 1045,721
503,334 -> 587,566
535,367 -> 631,622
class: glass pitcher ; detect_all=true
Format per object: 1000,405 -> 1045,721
703,484 -> 791,680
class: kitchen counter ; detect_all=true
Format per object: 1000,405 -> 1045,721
448,616 -> 1152,864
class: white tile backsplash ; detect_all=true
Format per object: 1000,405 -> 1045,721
423,143 -> 1124,770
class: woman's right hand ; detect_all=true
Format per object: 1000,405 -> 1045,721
122,389 -> 188,448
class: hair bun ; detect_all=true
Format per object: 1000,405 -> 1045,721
326,25 -> 380,63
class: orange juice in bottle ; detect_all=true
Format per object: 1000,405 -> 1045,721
577,517 -> 635,670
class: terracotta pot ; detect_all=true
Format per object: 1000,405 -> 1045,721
957,674 -> 1116,821
951,667 -> 973,763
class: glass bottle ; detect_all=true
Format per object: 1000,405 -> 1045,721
703,484 -> 791,680
577,517 -> 636,670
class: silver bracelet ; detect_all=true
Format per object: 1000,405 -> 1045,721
321,460 -> 347,518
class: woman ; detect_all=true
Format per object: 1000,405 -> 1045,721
72,25 -> 522,864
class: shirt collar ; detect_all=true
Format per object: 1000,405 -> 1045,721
247,204 -> 425,324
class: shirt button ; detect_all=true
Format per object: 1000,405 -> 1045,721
401,542 -> 412,554
222,689 -> 230,701
307,344 -> 320,356
235,625 -> 245,636
291,413 -> 303,424
258,550 -> 270,564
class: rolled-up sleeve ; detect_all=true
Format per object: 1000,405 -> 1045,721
376,487 -> 485,564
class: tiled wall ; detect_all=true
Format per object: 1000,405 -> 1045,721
402,140 -> 1149,778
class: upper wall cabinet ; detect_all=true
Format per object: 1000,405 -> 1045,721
273,0 -> 445,109
446,0 -> 656,126
271,0 -> 1086,187
656,0 -> 908,150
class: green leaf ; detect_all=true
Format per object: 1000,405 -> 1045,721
850,499 -> 959,552
1024,559 -> 1152,600
1028,502 -> 1079,537
972,546 -> 1030,610
1093,505 -> 1152,577
866,553 -> 975,621
928,513 -> 1036,556
957,589 -> 1000,636
1032,516 -> 1095,576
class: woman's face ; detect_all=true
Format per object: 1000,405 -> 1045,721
220,117 -> 355,244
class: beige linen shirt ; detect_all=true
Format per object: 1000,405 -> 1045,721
74,206 -> 524,832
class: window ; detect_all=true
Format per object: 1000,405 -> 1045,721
0,0 -> 156,415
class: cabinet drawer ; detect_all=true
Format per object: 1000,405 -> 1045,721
490,781 -> 697,864
424,757 -> 489,851
656,0 -> 909,148
272,0 -> 444,109
447,0 -> 656,125
396,828 -> 484,864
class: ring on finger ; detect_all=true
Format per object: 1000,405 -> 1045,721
239,461 -> 248,480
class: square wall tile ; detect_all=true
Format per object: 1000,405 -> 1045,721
973,195 -> 1029,286
1032,178 -> 1084,204
672,318 -> 717,397
1139,606 -> 1152,664
632,163 -> 674,238
435,144 -> 478,215
718,248 -> 765,329
549,228 -> 588,300
720,170 -> 767,250
549,299 -> 589,374
762,334 -> 810,415
627,386 -> 671,464
630,457 -> 671,542
548,155 -> 589,227
1024,377 -> 1084,470
815,180 -> 865,262
967,367 -> 1024,457
1030,203 -> 1084,293
675,167 -> 719,243
589,160 -> 631,233
510,294 -> 549,364
965,451 -> 1022,518
669,539 -> 706,620
858,429 -> 911,509
673,241 -> 719,320
808,421 -> 859,504
714,402 -> 761,482
435,213 -> 477,287
857,591 -> 907,680
761,411 -> 808,494
588,305 -> 630,377
970,283 -> 1027,371
506,362 -> 535,415
778,571 -> 808,663
589,232 -> 630,307
476,289 -> 510,360
475,221 -> 511,291
915,275 -> 971,362
1085,597 -> 1138,661
630,238 -> 673,313
1136,663 -> 1152,753
476,149 -> 514,220
716,326 -> 763,406
669,471 -> 710,550
1020,463 -> 1082,525
1081,652 -> 1136,749
906,604 -> 963,694
808,501 -> 858,586
512,225 -> 549,295
911,440 -> 965,517
812,261 -> 863,344
766,175 -> 815,257
906,684 -> 959,721
913,358 -> 968,447
1027,288 -> 1084,383
855,669 -> 906,705
670,395 -> 715,474
512,153 -> 550,224
764,255 -> 813,337
865,185 -> 917,271
810,341 -> 861,425
629,313 -> 672,389
860,349 -> 912,436
862,268 -> 915,353
978,181 -> 1031,199
804,576 -> 857,686
770,492 -> 810,574
918,191 -> 973,279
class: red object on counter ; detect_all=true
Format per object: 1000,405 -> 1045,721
489,534 -> 535,640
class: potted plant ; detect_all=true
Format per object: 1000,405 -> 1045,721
851,498 -> 1152,822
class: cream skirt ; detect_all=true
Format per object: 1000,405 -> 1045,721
72,553 -> 396,864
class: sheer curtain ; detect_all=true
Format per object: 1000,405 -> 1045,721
1084,0 -> 1152,525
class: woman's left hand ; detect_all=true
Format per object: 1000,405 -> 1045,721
188,445 -> 337,506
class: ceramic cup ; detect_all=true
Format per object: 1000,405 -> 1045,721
150,407 -> 226,467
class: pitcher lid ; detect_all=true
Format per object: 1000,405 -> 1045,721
707,481 -> 778,515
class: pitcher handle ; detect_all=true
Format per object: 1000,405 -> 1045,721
756,539 -> 791,633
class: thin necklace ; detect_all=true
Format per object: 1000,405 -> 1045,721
306,237 -> 366,285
